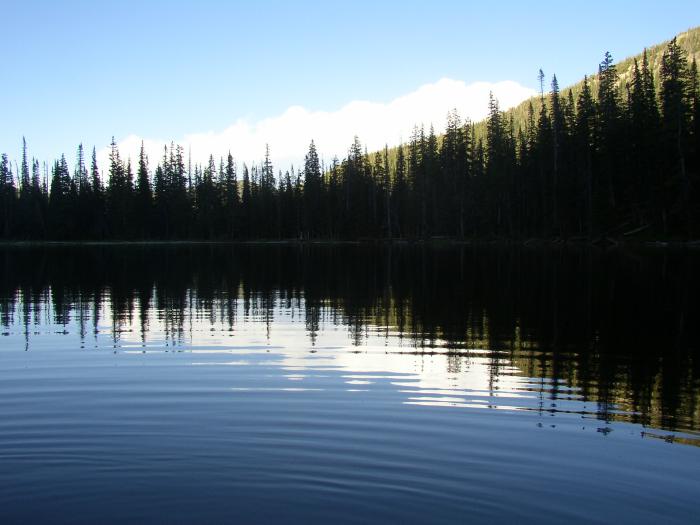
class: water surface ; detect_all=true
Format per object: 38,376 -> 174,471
1,245 -> 699,523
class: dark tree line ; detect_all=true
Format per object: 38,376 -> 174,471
1,41 -> 699,241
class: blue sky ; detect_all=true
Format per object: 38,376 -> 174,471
3,0 -> 699,169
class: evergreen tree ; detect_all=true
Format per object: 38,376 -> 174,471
383,145 -> 391,238
440,110 -> 468,236
48,155 -> 74,239
241,164 -> 252,238
576,75 -> 596,237
596,51 -> 623,232
106,138 -> 133,238
222,152 -> 239,239
303,140 -> 322,239
550,75 -> 564,235
20,137 -> 30,193
73,144 -> 91,239
660,37 -> 692,234
135,141 -> 152,238
408,126 -> 423,237
393,144 -> 407,238
16,137 -> 33,237
89,147 -> 105,238
690,58 -> 700,227
0,154 -> 16,237
628,53 -> 661,227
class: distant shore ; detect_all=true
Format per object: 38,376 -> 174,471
1,238 -> 699,249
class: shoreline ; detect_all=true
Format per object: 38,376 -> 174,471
1,238 -> 699,249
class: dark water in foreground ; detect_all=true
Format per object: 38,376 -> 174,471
1,245 -> 699,523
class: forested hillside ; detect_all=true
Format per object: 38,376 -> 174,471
1,29 -> 699,241
472,25 -> 700,140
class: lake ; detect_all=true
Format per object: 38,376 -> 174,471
1,244 -> 699,523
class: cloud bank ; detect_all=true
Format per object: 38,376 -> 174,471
101,78 -> 536,172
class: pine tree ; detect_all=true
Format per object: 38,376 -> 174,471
596,51 -> 623,231
259,146 -> 276,238
393,144 -> 407,238
16,137 -> 33,238
72,144 -> 91,239
106,138 -> 132,238
0,154 -> 16,237
31,158 -> 41,193
440,109 -> 468,236
194,154 -> 218,239
29,157 -> 47,238
74,144 -> 87,194
303,140 -> 322,239
48,155 -> 74,239
690,58 -> 700,228
90,147 -> 101,193
89,147 -> 104,238
424,125 -> 439,236
407,126 -> 422,237
383,145 -> 391,238
135,141 -> 152,238
472,136 -> 485,236
550,75 -> 564,235
660,37 -> 692,234
20,137 -> 30,194
241,164 -> 252,238
629,53 -> 661,227
223,152 -> 239,239
576,76 -> 596,237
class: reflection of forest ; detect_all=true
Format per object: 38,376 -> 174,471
1,245 -> 698,435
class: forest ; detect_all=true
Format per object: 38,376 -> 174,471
1,38 -> 699,241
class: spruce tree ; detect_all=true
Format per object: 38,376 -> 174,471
223,152 -> 239,239
0,154 -> 16,237
241,164 -> 251,238
89,147 -> 104,238
576,76 -> 596,237
660,37 -> 692,234
136,141 -> 152,238
550,75 -> 564,235
303,140 -> 322,239
596,51 -> 623,232
20,137 -> 30,194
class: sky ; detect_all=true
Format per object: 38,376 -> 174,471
2,0 -> 699,172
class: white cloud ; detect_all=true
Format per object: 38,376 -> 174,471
100,78 -> 535,173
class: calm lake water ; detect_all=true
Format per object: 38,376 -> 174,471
1,245 -> 699,523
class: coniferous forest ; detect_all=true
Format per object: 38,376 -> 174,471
1,39 -> 699,242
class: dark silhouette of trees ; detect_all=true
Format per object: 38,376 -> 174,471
106,138 -> 133,239
660,38 -> 693,235
576,76 -> 596,237
135,142 -> 152,238
0,154 -> 15,237
303,140 -> 322,239
1,40 -> 699,242
48,155 -> 75,239
222,152 -> 239,239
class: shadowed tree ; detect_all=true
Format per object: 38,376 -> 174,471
0,154 -> 16,237
222,152 -> 239,239
660,38 -> 692,235
135,141 -> 152,238
303,140 -> 322,239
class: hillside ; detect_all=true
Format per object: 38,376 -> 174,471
471,25 -> 700,140
373,26 -> 700,166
